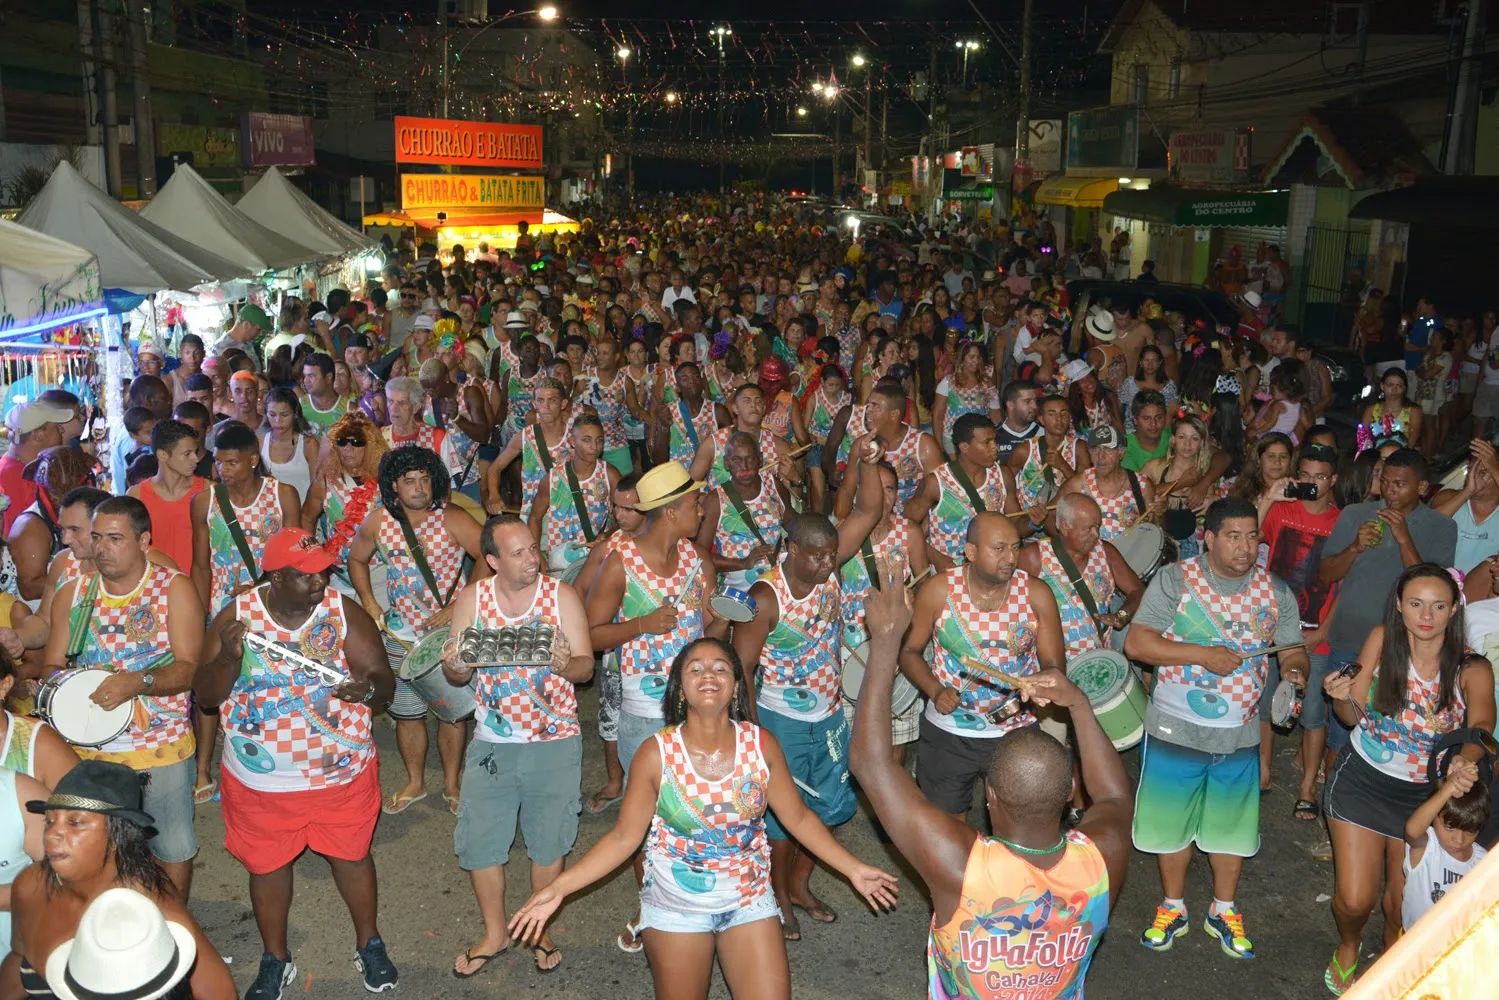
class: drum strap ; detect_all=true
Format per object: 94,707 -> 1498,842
65,574 -> 103,660
722,482 -> 768,546
1049,541 -> 1102,627
1034,437 -> 1058,490
946,461 -> 989,514
534,424 -> 554,472
1126,470 -> 1146,515
214,482 -> 259,579
677,398 -> 701,451
564,462 -> 599,543
395,511 -> 464,608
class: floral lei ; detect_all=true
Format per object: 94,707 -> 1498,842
324,479 -> 379,555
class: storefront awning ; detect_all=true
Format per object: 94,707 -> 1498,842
1102,187 -> 1289,227
1034,175 -> 1119,208
1349,178 -> 1499,230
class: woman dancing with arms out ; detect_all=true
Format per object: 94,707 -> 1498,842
507,637 -> 899,1000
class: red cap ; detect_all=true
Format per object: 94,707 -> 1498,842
759,357 -> 789,383
261,528 -> 337,574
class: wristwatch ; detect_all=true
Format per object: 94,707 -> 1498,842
140,671 -> 156,691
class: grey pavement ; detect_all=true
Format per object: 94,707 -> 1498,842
192,688 -> 1364,998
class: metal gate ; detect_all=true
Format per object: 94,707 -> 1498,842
1298,224 -> 1371,346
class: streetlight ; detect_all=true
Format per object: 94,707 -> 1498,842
711,25 -> 731,203
616,45 -> 634,203
796,106 -> 807,117
850,53 -> 872,191
956,38 -> 980,85
442,5 -> 562,118
664,90 -> 678,104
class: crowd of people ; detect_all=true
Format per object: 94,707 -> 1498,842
0,191 -> 1492,999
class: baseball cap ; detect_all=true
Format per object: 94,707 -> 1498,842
237,304 -> 272,332
413,315 -> 436,331
347,332 -> 372,350
6,402 -> 73,436
261,528 -> 337,574
1084,424 -> 1123,450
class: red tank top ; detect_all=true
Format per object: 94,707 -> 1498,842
138,477 -> 207,572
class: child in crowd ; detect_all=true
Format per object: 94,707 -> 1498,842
1402,757 -> 1490,931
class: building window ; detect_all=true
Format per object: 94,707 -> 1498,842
1330,3 -> 1362,36
1168,57 -> 1183,99
1133,63 -> 1149,105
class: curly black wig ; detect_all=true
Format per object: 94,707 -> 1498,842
378,445 -> 451,514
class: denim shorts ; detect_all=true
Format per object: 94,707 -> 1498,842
758,709 -> 856,839
639,890 -> 781,935
141,756 -> 198,864
1300,652 -> 1334,731
618,710 -> 663,784
454,737 -> 581,869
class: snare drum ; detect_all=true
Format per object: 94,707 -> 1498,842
1115,522 -> 1167,583
841,641 -> 920,715
1269,679 -> 1302,729
709,585 -> 757,623
1066,649 -> 1148,750
37,669 -> 133,748
396,626 -> 478,723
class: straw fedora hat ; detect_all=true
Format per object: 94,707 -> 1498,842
631,462 -> 704,511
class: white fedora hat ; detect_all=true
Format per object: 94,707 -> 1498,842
46,888 -> 197,1000
1084,309 -> 1116,342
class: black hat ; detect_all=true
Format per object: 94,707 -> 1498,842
27,760 -> 157,834
348,332 -> 373,350
367,350 -> 402,384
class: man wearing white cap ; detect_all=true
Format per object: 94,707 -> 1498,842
1,403 -> 69,534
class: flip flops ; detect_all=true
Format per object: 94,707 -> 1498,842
192,781 -> 217,805
381,791 -> 428,815
532,944 -> 562,973
585,792 -> 624,815
1324,950 -> 1358,995
1293,799 -> 1321,821
616,918 -> 643,953
452,947 -> 506,979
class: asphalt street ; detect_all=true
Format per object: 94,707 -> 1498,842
191,685 -> 1363,998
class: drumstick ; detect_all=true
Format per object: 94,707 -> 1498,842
760,441 -> 814,472
959,655 -> 1033,692
793,776 -> 823,800
1239,641 -> 1308,658
1006,502 -> 1058,520
904,565 -> 935,591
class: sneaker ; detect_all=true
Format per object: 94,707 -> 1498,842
355,936 -> 399,993
1204,906 -> 1255,960
1139,903 -> 1189,951
246,954 -> 296,1000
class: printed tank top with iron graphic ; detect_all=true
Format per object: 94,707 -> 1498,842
223,585 -> 372,791
1084,467 -> 1141,542
587,369 -> 630,450
473,575 -> 578,744
709,426 -> 780,490
642,722 -> 772,916
1017,434 -> 1077,509
756,566 -> 843,722
1355,662 -> 1468,784
206,477 -> 284,616
712,473 -> 785,588
669,396 -> 718,466
68,564 -> 192,766
927,464 -> 1008,564
1036,538 -> 1115,658
928,829 -> 1110,1000
841,517 -> 914,649
885,425 -> 927,513
1157,558 -> 1279,728
926,567 -> 1041,738
376,506 -> 465,640
542,459 -> 611,556
617,536 -> 706,718
520,420 -> 575,520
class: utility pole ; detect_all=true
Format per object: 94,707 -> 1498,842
440,0 -> 450,117
880,83 -> 888,196
76,0 -> 101,151
713,25 -> 731,206
126,1 -> 156,198
1017,0 -> 1034,162
926,38 -> 938,211
95,0 -> 122,198
863,71 -> 872,189
1443,0 -> 1487,175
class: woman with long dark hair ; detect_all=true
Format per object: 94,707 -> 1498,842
1320,564 -> 1496,994
506,637 -> 897,1000
5,761 -> 236,997
257,386 -> 318,503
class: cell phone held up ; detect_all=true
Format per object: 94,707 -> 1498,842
1283,481 -> 1319,501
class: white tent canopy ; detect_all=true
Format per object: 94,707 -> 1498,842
238,167 -> 373,258
140,163 -> 319,273
0,218 -> 102,335
18,162 -> 248,293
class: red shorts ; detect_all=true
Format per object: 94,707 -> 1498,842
221,764 -> 380,875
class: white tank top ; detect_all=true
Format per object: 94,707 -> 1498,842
260,433 -> 312,502
0,767 -> 33,959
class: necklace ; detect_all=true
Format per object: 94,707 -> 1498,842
995,833 -> 1066,856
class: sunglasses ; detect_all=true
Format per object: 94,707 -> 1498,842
335,436 -> 367,448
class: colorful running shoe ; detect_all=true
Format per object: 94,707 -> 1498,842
1204,906 -> 1255,960
1139,903 -> 1189,951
